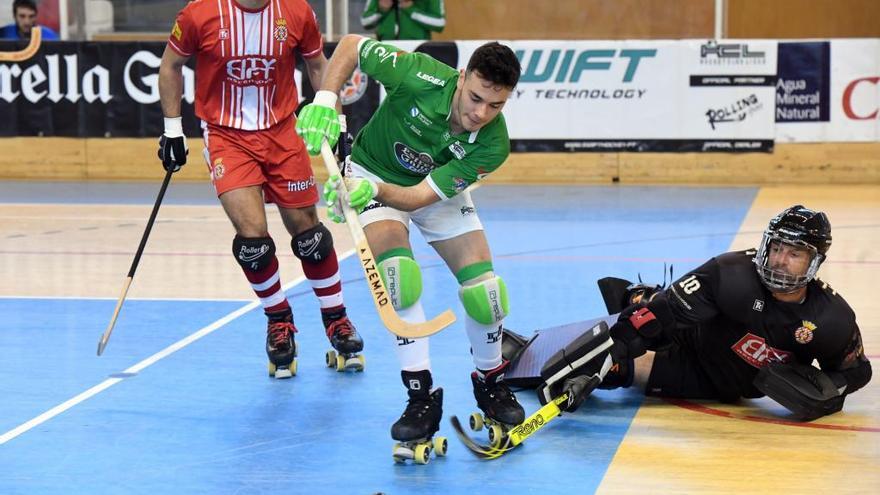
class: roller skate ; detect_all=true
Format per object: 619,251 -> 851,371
323,312 -> 365,372
266,312 -> 297,379
391,370 -> 448,464
468,360 -> 525,449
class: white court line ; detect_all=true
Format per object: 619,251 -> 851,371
0,248 -> 356,445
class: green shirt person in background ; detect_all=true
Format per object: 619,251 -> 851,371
296,35 -> 525,463
361,0 -> 446,40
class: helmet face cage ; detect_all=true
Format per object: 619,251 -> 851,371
754,231 -> 823,292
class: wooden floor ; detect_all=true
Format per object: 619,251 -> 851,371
1,181 -> 877,494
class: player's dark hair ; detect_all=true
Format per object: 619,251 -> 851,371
13,0 -> 38,16
466,42 -> 521,88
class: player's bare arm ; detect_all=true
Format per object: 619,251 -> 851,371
158,46 -> 189,118
157,46 -> 190,172
318,34 -> 365,94
371,178 -> 441,211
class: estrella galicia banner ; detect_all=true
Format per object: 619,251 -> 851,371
0,40 -> 373,138
0,41 -> 197,137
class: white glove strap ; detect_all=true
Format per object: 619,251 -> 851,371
313,90 -> 338,109
164,117 -> 184,138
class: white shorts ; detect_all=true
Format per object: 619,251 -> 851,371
344,159 -> 484,243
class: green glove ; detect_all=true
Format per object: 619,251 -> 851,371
346,177 -> 379,213
295,90 -> 340,155
322,174 -> 345,223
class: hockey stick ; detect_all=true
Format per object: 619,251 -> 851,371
319,140 -> 456,339
97,168 -> 174,355
0,26 -> 41,62
450,392 -> 572,460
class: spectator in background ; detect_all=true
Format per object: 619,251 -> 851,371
360,0 -> 445,41
0,0 -> 60,40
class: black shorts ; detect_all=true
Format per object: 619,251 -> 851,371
646,343 -> 722,400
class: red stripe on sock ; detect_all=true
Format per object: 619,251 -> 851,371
301,250 -> 339,280
242,256 -> 279,285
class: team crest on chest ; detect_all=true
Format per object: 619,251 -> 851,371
794,320 -> 817,344
274,18 -> 288,42
219,28 -> 229,40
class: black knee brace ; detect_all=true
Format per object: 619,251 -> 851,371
291,223 -> 334,264
233,235 -> 276,272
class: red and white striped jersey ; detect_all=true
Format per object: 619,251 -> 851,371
167,0 -> 323,131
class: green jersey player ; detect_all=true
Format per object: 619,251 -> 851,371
296,35 -> 524,462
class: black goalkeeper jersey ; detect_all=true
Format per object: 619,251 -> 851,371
661,250 -> 864,401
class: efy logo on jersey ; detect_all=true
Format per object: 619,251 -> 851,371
794,320 -> 817,344
274,18 -> 288,42
393,142 -> 435,175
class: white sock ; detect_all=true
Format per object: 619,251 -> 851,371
392,301 -> 431,372
465,315 -> 503,371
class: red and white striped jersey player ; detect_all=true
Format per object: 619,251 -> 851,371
158,0 -> 363,378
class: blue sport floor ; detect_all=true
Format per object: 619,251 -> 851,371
0,183 -> 756,494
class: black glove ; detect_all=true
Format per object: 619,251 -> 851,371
158,117 -> 188,172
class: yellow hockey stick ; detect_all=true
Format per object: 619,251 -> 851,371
0,26 -> 42,62
450,391 -> 574,460
319,140 -> 456,339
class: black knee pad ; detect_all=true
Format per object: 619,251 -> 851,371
233,235 -> 275,272
291,223 -> 334,264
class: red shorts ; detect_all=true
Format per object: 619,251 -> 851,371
201,114 -> 318,208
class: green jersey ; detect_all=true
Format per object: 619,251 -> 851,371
351,38 -> 511,200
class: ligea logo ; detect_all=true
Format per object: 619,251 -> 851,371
731,333 -> 793,368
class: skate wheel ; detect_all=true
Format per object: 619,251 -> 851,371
414,444 -> 431,464
342,354 -> 365,372
335,354 -> 346,372
290,359 -> 297,376
392,443 -> 412,463
488,424 -> 505,448
469,412 -> 484,432
268,362 -> 276,377
355,354 -> 366,372
433,436 -> 448,457
325,350 -> 336,368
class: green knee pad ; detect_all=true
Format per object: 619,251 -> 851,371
378,254 -> 423,310
459,275 -> 510,325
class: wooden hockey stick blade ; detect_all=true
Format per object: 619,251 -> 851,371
97,277 -> 133,356
320,140 -> 456,339
0,26 -> 41,62
449,416 -> 513,459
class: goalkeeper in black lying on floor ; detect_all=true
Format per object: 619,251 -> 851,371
505,205 -> 871,421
